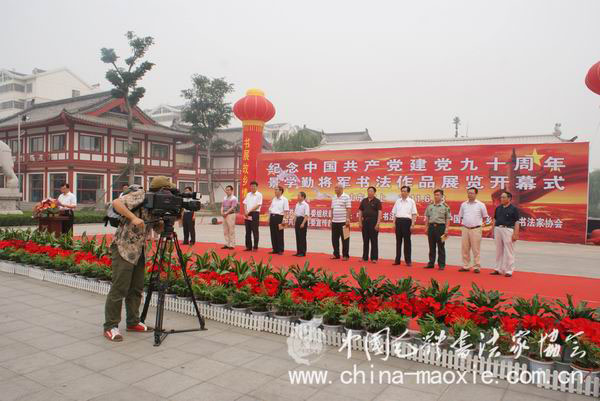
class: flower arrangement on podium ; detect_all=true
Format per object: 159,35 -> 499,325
33,198 -> 60,218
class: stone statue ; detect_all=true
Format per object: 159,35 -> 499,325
0,140 -> 22,214
0,140 -> 19,188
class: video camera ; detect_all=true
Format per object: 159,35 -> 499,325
143,188 -> 202,218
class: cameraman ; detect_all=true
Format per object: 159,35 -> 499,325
181,186 -> 196,245
103,176 -> 171,342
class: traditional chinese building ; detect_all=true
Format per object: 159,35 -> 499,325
0,91 -> 203,204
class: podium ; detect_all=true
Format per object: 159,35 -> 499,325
37,215 -> 70,236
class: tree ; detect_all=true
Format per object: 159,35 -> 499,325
589,169 -> 600,218
273,129 -> 322,152
181,75 -> 234,206
101,31 -> 155,185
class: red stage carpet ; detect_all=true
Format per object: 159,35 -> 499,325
181,242 -> 600,308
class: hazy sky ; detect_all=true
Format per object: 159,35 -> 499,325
3,0 -> 600,168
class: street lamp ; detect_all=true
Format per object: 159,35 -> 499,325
17,114 -> 28,192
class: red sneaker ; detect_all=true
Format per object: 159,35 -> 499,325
104,327 -> 123,342
127,322 -> 151,332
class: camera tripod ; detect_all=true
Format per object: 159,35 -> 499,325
140,216 -> 206,346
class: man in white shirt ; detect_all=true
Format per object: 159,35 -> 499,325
458,187 -> 490,273
391,185 -> 418,266
268,185 -> 290,255
330,184 -> 351,260
293,191 -> 310,257
57,183 -> 77,235
243,181 -> 263,251
118,184 -> 129,198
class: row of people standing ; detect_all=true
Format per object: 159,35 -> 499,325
237,181 -> 520,276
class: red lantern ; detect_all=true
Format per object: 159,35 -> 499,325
233,89 -> 276,201
585,61 -> 600,96
233,89 -> 276,123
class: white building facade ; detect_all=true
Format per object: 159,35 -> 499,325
0,68 -> 99,119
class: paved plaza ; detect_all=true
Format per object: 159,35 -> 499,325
0,272 -> 595,401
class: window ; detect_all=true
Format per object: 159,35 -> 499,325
76,174 -> 103,204
176,152 -> 193,166
0,83 -> 25,93
114,139 -> 140,156
79,134 -> 101,152
178,181 -> 195,192
0,174 -> 4,189
9,139 -> 21,155
199,157 -> 208,169
72,89 -> 80,97
29,137 -> 44,153
111,175 -> 142,200
49,173 -> 67,198
26,83 -> 32,93
51,134 -> 66,151
151,143 -> 169,159
0,100 -> 24,110
198,182 -> 209,195
29,174 -> 44,202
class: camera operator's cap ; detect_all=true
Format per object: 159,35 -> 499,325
150,176 -> 176,190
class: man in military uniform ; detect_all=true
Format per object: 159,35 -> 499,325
103,176 -> 172,342
424,189 -> 451,270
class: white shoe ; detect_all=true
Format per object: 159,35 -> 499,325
104,327 -> 123,342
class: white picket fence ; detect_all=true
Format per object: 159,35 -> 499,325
1,260 -> 598,398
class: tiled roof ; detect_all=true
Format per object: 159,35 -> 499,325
322,130 -> 372,143
0,91 -> 188,138
68,113 -> 188,138
0,91 -> 113,127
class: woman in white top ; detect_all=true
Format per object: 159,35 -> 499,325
293,192 -> 310,257
221,185 -> 238,249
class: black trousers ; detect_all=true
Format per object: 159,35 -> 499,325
394,217 -> 412,263
295,217 -> 307,255
245,211 -> 260,249
182,212 -> 196,244
361,217 -> 379,261
269,214 -> 284,253
331,222 -> 350,258
61,211 -> 74,235
427,223 -> 446,267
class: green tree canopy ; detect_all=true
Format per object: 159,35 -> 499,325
273,129 -> 323,152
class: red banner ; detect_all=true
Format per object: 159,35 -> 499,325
255,142 -> 589,244
240,123 -> 264,200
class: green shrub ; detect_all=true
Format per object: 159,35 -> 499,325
342,306 -> 364,330
272,291 -> 298,316
0,211 -> 105,227
321,299 -> 343,325
228,289 -> 252,308
250,295 -> 271,312
209,286 -> 229,304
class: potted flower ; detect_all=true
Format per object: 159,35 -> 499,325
249,295 -> 272,316
192,283 -> 211,304
209,285 -> 229,309
416,314 -> 447,348
175,282 -> 192,301
272,291 -> 299,322
298,301 -> 318,323
321,299 -> 344,333
388,312 -> 410,340
229,289 -> 252,314
342,306 -> 365,336
449,318 -> 481,357
526,330 -> 556,375
570,337 -> 600,381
